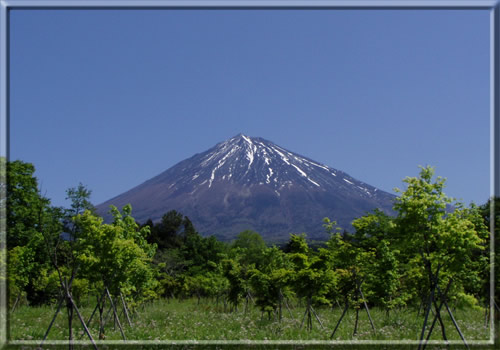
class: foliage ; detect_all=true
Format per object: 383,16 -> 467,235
351,211 -> 407,310
288,232 -> 337,308
393,166 -> 487,306
74,205 -> 157,301
6,160 -> 62,305
231,230 -> 267,268
249,246 -> 293,318
6,160 -> 49,248
221,257 -> 249,311
323,222 -> 372,308
144,210 -> 197,250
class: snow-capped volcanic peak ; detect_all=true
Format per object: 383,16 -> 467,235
96,133 -> 396,241
179,134 -> 376,197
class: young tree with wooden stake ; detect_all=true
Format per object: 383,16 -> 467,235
249,246 -> 293,322
287,234 -> 337,331
74,204 -> 156,340
323,219 -> 376,339
37,184 -> 98,350
221,257 -> 248,313
393,166 -> 487,349
350,210 -> 409,315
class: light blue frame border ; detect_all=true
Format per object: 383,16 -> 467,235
0,0 -> 498,348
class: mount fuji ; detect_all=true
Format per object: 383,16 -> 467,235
96,134 -> 396,242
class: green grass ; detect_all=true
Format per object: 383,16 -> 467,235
7,298 -> 493,349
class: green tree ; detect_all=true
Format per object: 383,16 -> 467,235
287,233 -> 337,331
231,230 -> 266,268
351,209 -> 395,250
351,211 -> 406,314
75,205 -> 157,338
221,256 -> 252,312
250,246 -> 293,321
479,197 -> 498,311
145,210 -> 196,250
7,245 -> 34,310
6,160 -> 62,305
6,160 -> 48,248
324,219 -> 376,337
393,166 -> 487,344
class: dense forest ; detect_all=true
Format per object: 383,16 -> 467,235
3,159 -> 498,345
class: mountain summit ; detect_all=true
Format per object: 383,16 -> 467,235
96,134 -> 395,242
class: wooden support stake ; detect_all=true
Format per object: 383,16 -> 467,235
494,300 -> 500,311
421,273 -> 453,350
66,291 -> 99,350
484,303 -> 489,328
310,306 -> 324,329
10,292 -> 22,313
358,286 -> 376,333
102,302 -> 114,327
84,290 -> 107,333
299,306 -> 308,329
432,297 -> 448,341
120,292 -> 132,327
280,291 -> 294,320
417,284 -> 436,350
353,308 -> 359,336
444,299 -> 469,350
306,296 -> 313,331
106,288 -> 126,341
39,295 -> 65,348
422,295 -> 447,349
278,290 -> 283,322
248,291 -> 255,304
331,300 -> 349,339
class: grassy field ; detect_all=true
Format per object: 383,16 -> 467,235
6,297 -> 494,349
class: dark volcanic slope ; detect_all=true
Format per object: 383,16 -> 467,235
96,134 -> 396,242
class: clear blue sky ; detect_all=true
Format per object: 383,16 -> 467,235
9,8 -> 491,209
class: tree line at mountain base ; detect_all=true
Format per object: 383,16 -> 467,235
3,159 -> 499,347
